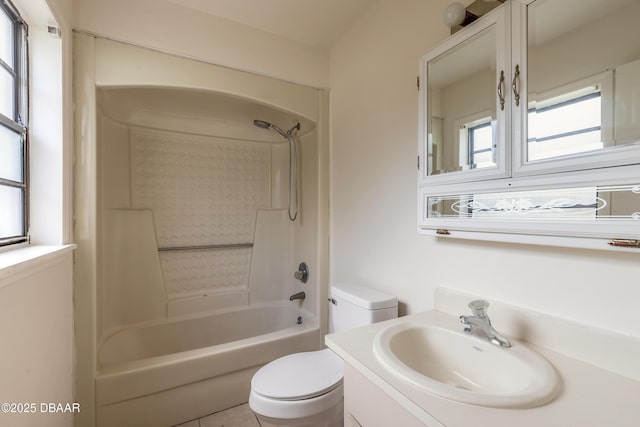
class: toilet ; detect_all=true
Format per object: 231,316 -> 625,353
249,283 -> 398,427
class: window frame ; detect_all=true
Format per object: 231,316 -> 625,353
0,0 -> 29,248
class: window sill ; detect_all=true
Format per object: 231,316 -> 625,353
0,244 -> 76,289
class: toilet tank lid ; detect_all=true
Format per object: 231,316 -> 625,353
330,283 -> 397,310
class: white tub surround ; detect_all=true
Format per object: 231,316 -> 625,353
74,34 -> 329,427
326,287 -> 640,426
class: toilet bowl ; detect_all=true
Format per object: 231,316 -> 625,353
249,284 -> 398,427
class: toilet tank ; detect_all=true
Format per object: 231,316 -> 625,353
328,284 -> 398,333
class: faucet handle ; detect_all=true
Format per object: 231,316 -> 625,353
294,262 -> 309,283
468,299 -> 489,318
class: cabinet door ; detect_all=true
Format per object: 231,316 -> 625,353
513,0 -> 640,178
419,5 -> 510,186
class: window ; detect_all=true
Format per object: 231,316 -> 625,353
468,121 -> 493,169
527,87 -> 603,162
455,113 -> 494,171
0,0 -> 28,247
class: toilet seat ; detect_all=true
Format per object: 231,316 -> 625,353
249,382 -> 344,421
251,349 -> 343,400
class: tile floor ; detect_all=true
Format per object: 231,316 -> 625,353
173,403 -> 261,427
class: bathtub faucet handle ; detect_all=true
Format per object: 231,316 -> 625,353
294,262 -> 309,283
289,292 -> 305,302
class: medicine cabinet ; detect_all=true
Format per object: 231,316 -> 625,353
417,0 -> 640,250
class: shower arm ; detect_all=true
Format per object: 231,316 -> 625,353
287,122 -> 301,137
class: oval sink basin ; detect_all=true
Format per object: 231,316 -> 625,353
373,320 -> 559,408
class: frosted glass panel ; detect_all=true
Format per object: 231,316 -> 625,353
427,185 -> 640,220
0,125 -> 22,182
0,10 -> 12,69
0,67 -> 14,119
0,185 -> 23,239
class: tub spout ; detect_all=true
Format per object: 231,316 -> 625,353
289,292 -> 305,301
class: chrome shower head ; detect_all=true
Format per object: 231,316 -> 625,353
253,119 -> 271,129
253,119 -> 290,139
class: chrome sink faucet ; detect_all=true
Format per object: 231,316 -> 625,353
460,300 -> 511,348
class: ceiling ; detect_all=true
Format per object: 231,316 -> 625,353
165,0 -> 379,48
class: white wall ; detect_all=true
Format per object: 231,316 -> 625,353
329,0 -> 640,339
47,0 -> 72,26
0,251 -> 74,427
73,0 -> 330,89
330,0 -> 451,316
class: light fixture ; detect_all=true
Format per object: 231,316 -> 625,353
444,0 -> 506,33
444,2 -> 478,28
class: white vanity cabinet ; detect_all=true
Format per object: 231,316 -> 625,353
418,0 -> 640,248
343,363 -> 432,427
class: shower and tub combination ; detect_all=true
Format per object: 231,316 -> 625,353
74,35 -> 329,427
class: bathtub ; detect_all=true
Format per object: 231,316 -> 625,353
95,303 -> 319,427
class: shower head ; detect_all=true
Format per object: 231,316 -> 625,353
253,119 -> 271,129
253,119 -> 286,138
253,119 -> 300,139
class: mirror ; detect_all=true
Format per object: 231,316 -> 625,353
427,24 -> 497,176
527,0 -> 640,162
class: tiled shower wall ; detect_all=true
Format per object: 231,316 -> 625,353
130,128 -> 273,300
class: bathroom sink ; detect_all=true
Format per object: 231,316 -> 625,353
373,318 -> 559,408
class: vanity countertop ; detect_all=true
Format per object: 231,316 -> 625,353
326,309 -> 640,427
